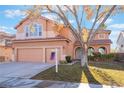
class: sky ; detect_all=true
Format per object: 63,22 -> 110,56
0,5 -> 124,49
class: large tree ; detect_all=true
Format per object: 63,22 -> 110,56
26,5 -> 124,67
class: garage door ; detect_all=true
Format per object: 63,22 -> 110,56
17,48 -> 43,62
46,48 -> 61,64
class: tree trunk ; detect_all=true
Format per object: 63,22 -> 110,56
80,44 -> 88,67
81,52 -> 88,67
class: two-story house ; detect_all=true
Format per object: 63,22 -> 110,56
0,32 -> 15,62
116,31 -> 124,53
75,29 -> 112,58
13,16 -> 112,63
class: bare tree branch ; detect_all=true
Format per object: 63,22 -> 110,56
79,6 -> 84,27
26,5 -> 118,67
88,5 -> 116,43
87,5 -> 101,45
96,12 -> 106,22
64,5 -> 81,32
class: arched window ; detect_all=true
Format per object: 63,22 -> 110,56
24,23 -> 42,37
98,47 -> 106,54
88,47 -> 94,56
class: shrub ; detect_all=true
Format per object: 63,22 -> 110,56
65,56 -> 72,63
88,56 -> 95,61
88,53 -> 116,62
114,53 -> 124,62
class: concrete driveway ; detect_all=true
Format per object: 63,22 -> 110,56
0,62 -> 54,79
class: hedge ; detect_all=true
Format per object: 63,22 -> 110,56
88,52 -> 116,62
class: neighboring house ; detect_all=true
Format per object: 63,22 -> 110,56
13,16 -> 112,63
116,31 -> 124,53
0,32 -> 15,62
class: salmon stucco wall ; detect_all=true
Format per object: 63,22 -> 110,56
13,40 -> 73,61
0,46 -> 13,62
16,17 -> 60,40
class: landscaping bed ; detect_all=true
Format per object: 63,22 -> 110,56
32,62 -> 124,87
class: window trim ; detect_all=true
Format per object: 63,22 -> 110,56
24,25 -> 29,37
98,34 -> 105,39
24,23 -> 43,38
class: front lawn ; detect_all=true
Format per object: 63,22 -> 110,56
32,62 -> 124,87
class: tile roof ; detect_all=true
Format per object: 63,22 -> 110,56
90,39 -> 112,44
89,29 -> 111,34
74,39 -> 112,45
0,32 -> 15,39
15,16 -> 63,29
13,35 -> 71,42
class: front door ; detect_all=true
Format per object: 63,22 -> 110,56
75,47 -> 82,59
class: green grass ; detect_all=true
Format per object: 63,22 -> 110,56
32,62 -> 124,87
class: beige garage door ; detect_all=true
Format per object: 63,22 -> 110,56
46,48 -> 61,64
17,48 -> 43,62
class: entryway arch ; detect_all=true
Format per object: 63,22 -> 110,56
75,47 -> 82,59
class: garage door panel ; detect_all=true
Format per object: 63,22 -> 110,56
17,48 -> 43,62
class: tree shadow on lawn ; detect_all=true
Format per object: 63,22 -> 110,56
89,61 -> 124,71
82,66 -> 103,88
32,63 -> 103,88
93,68 -> 121,87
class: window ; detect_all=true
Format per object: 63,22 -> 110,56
98,47 -> 106,54
88,47 -> 94,56
34,24 -> 42,36
25,26 -> 29,37
99,34 -> 105,39
39,26 -> 42,36
24,23 -> 42,37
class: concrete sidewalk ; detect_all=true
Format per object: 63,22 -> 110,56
0,77 -> 121,88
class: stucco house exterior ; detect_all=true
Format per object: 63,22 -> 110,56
13,16 -> 112,63
116,31 -> 124,53
0,32 -> 15,62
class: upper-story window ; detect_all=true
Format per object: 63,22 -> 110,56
98,34 -> 105,39
24,23 -> 42,37
25,26 -> 29,37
